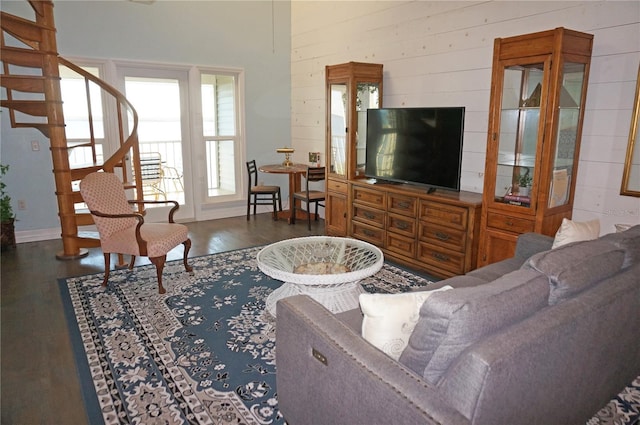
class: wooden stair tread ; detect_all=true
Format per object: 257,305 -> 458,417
0,75 -> 47,93
0,11 -> 53,44
0,46 -> 46,68
0,99 -> 60,117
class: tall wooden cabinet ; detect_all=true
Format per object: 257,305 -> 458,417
478,28 -> 593,266
325,62 -> 383,236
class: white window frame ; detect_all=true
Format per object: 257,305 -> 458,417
190,66 -> 246,208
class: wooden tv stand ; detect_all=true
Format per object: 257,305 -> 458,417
347,180 -> 483,279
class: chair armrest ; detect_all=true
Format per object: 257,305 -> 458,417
89,210 -> 148,254
276,295 -> 469,425
89,209 -> 144,222
128,199 -> 180,222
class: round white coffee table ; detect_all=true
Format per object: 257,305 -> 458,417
257,236 -> 384,316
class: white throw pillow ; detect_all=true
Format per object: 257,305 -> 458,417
359,286 -> 453,360
552,218 -> 600,249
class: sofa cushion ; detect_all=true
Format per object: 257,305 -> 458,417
551,218 -> 600,249
599,224 -> 640,268
359,286 -> 453,360
413,275 -> 487,291
399,269 -> 549,385
523,239 -> 626,305
466,257 -> 523,282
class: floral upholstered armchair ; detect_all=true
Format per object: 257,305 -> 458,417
80,171 -> 192,294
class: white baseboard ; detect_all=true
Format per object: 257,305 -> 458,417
16,227 -> 61,243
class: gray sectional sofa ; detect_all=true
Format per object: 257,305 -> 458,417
276,226 -> 640,424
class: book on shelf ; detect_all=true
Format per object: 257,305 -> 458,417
503,194 -> 531,206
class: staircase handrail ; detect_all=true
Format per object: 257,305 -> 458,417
56,57 -> 142,190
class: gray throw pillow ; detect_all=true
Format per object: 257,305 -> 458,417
399,269 -> 549,385
523,239 -> 625,305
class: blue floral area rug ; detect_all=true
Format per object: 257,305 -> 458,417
59,246 -> 640,425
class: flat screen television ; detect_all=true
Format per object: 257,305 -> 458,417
365,107 -> 465,192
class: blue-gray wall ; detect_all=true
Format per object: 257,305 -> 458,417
0,0 -> 291,238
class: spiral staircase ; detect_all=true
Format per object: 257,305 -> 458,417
1,0 -> 145,259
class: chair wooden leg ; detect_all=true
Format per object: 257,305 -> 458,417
291,199 -> 297,225
150,255 -> 167,294
247,196 -> 251,220
102,252 -> 111,288
128,255 -> 136,270
272,195 -> 278,221
307,201 -> 312,231
182,239 -> 193,272
116,253 -> 127,268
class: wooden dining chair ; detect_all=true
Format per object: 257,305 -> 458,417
80,171 -> 192,294
246,160 -> 282,220
292,166 -> 326,230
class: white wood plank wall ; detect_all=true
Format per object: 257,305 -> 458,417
290,1 -> 640,234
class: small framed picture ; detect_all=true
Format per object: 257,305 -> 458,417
308,152 -> 321,166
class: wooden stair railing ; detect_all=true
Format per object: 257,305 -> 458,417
1,0 -> 145,259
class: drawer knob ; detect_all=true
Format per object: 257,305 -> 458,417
364,212 -> 376,219
433,252 -> 450,262
396,221 -> 409,230
435,231 -> 450,241
363,229 -> 375,237
506,220 -> 514,226
398,201 -> 410,209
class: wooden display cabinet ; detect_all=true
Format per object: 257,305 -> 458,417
478,27 -> 593,266
325,62 -> 383,236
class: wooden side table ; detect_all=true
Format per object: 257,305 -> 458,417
258,163 -> 309,223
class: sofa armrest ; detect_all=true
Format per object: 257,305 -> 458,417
276,295 -> 469,425
515,232 -> 553,260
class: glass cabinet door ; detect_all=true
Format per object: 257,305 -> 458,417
548,62 -> 585,208
329,83 -> 347,177
495,63 -> 544,208
355,82 -> 380,177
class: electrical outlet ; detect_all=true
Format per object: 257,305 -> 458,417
31,140 -> 40,151
18,199 -> 26,210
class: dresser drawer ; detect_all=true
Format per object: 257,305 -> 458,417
387,213 -> 416,238
386,232 -> 416,258
487,212 -> 535,234
353,186 -> 386,207
418,222 -> 466,253
388,193 -> 417,217
417,242 -> 465,275
352,221 -> 385,246
353,204 -> 385,228
419,201 -> 468,231
327,179 -> 348,194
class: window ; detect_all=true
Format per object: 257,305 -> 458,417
59,64 -> 105,167
201,72 -> 241,198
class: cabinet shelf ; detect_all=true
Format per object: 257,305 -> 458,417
497,153 -> 536,168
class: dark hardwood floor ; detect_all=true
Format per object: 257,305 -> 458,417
1,213 -> 324,425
